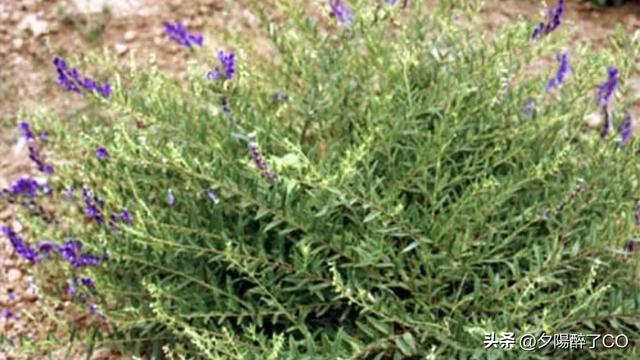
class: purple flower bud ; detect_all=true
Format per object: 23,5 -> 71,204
120,209 -> 132,225
1,226 -> 38,263
96,147 -> 110,159
208,50 -> 236,81
53,56 -> 111,98
37,241 -> 58,256
248,141 -> 278,181
1,309 -> 13,319
205,188 -> 220,205
67,283 -> 77,297
79,277 -> 95,289
164,22 -> 204,48
596,67 -> 619,107
19,122 -> 35,141
618,112 -> 633,146
531,22 -> 545,38
546,53 -> 569,91
167,189 -> 176,206
532,1 -> 564,38
329,0 -> 354,25
544,0 -> 564,34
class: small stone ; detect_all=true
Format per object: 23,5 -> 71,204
7,269 -> 21,282
17,13 -> 49,37
12,38 -> 23,50
584,111 -> 602,128
123,30 -> 136,41
114,43 -> 128,55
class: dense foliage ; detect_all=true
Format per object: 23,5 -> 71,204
4,0 -> 640,358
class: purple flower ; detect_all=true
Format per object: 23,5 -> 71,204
618,112 -> 633,146
1,226 -> 38,263
531,22 -> 545,38
532,0 -> 564,38
329,0 -> 354,25
120,209 -> 132,225
53,56 -> 110,98
167,189 -> 176,206
544,0 -> 564,34
27,143 -> 53,174
164,22 -> 203,48
546,53 -> 569,91
19,122 -> 53,174
37,241 -> 58,257
8,177 -> 40,197
596,67 -> 619,107
207,50 -> 236,81
1,309 -> 13,319
55,239 -> 103,269
19,122 -> 35,141
382,0 -> 397,5
82,187 -> 105,224
96,147 -> 110,160
39,132 -> 48,141
248,141 -> 278,181
87,303 -> 105,319
7,290 -> 16,301
79,277 -> 95,289
205,188 -> 219,205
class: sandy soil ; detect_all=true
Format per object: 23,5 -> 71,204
0,0 -> 639,358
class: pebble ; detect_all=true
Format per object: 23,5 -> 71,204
12,38 -> 23,50
7,269 -> 21,282
17,13 -> 48,37
584,111 -> 602,128
114,42 -> 128,55
124,30 -> 136,42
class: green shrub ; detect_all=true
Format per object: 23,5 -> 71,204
11,0 -> 640,358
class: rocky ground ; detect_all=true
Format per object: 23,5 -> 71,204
1,0 -> 639,359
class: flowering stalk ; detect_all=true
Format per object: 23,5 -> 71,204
618,111 -> 633,146
82,187 -> 106,224
329,0 -> 354,25
596,67 -> 619,107
164,22 -> 203,48
20,122 -> 54,174
1,226 -> 38,263
207,50 -> 236,81
53,57 -> 111,97
532,0 -> 564,38
248,142 -> 278,181
546,53 -> 569,91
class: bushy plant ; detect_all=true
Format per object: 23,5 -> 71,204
5,0 -> 640,358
